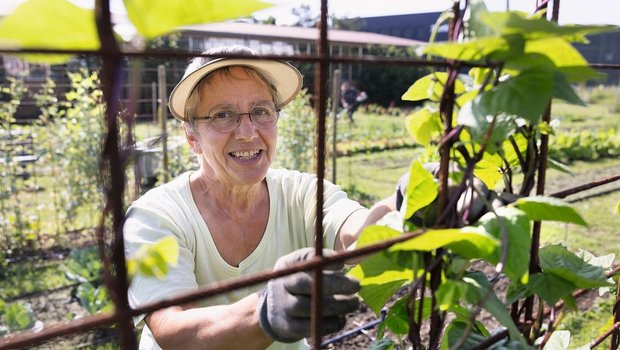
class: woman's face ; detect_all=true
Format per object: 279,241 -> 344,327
186,67 -> 277,187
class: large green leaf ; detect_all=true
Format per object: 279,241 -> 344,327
124,0 -> 271,39
525,37 -> 604,82
515,196 -> 587,226
389,227 -> 499,260
355,225 -> 402,248
424,35 -> 524,63
552,71 -> 586,106
477,206 -> 531,284
480,11 -> 616,41
348,227 -> 414,314
539,245 -> 610,289
405,161 -> 438,219
357,279 -> 409,315
402,72 -> 465,102
404,108 -> 442,146
0,0 -> 99,64
472,68 -> 553,123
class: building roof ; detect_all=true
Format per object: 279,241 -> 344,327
179,22 -> 425,47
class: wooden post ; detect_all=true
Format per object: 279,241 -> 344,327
157,65 -> 169,183
331,69 -> 341,183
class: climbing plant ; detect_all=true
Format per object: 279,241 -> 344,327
349,3 -> 619,349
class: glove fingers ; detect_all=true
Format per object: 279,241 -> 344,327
284,294 -> 359,318
321,315 -> 348,335
284,271 -> 360,295
275,248 -> 345,271
277,316 -> 347,339
322,294 -> 360,316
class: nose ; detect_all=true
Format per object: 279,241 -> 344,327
233,113 -> 259,140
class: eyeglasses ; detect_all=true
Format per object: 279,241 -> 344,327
195,102 -> 280,133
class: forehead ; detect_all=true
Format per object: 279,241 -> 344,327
199,67 -> 272,106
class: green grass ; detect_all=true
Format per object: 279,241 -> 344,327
557,294 -> 615,348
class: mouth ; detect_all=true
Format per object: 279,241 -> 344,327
229,149 -> 261,160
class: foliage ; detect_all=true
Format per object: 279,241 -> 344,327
275,88 -> 318,173
126,236 -> 179,280
348,3 -> 618,349
0,0 -> 270,63
63,246 -> 103,284
548,128 -> 620,163
0,301 -> 35,335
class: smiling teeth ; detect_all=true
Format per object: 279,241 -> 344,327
231,150 -> 259,159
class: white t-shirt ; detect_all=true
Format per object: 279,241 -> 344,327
124,168 -> 365,350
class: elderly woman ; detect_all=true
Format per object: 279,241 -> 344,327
124,46 -> 396,350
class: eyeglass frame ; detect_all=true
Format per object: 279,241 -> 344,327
193,100 -> 281,133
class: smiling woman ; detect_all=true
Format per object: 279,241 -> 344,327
123,45 -> 399,350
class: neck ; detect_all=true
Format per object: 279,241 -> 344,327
189,170 -> 268,214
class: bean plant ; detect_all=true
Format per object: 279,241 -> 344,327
349,4 -> 618,349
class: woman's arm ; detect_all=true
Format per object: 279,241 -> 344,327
334,193 -> 397,252
146,292 -> 273,350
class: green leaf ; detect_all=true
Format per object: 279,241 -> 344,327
473,155 -> 503,189
0,0 -> 99,64
405,108 -> 443,145
390,227 -> 499,260
477,206 -> 531,283
539,245 -> 610,289
458,103 -> 519,154
525,37 -> 604,82
402,72 -> 465,102
460,272 -> 528,345
616,199 -> 620,215
543,330 -> 570,350
552,71 -> 586,106
124,0 -> 271,39
355,225 -> 402,248
441,321 -> 489,350
405,161 -> 439,219
358,279 -> 409,315
528,272 -> 576,305
472,68 -> 553,123
384,296 -> 432,335
480,11 -> 616,41
368,337 -> 395,350
424,35 -> 524,63
515,196 -> 587,226
126,236 -> 179,280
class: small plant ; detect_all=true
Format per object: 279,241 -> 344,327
0,301 -> 35,335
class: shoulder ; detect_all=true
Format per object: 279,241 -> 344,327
127,172 -> 193,220
267,168 -> 317,192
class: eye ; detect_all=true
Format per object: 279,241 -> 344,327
212,110 -> 235,120
251,107 -> 271,117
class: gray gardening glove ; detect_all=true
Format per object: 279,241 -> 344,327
257,248 -> 360,343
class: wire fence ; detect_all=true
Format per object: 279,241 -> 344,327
1,0 -> 619,349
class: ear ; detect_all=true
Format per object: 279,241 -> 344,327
183,123 -> 202,154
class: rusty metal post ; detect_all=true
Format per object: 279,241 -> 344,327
94,0 -> 137,348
